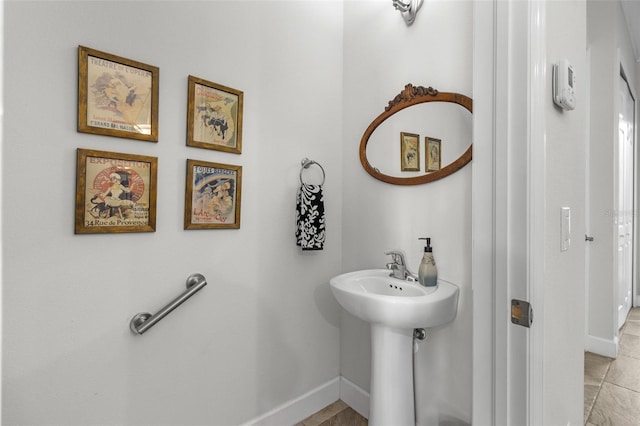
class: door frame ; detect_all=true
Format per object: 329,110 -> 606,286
471,1 -> 499,422
472,1 -> 545,424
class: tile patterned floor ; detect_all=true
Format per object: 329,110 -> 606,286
297,400 -> 367,426
585,307 -> 640,425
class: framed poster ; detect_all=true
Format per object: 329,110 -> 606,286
186,75 -> 243,154
78,45 -> 159,142
184,159 -> 242,229
400,132 -> 420,171
426,137 -> 442,172
75,148 -> 157,234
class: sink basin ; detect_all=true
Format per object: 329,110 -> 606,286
330,268 -> 460,426
329,269 -> 459,329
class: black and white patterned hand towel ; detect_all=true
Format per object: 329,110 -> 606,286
296,184 -> 325,250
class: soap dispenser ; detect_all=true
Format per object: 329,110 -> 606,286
418,237 -> 437,287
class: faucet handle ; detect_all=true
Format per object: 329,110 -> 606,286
384,250 -> 405,265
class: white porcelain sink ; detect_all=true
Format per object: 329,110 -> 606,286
329,268 -> 459,329
330,268 -> 459,426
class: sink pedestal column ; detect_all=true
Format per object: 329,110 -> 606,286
369,324 -> 415,426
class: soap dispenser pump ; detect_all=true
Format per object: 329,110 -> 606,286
418,237 -> 437,287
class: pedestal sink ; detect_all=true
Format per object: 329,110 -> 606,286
329,269 -> 459,426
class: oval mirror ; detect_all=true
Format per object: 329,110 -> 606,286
359,84 -> 472,185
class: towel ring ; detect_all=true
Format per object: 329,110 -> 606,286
300,158 -> 326,186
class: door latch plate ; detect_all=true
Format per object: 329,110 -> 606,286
511,299 -> 533,328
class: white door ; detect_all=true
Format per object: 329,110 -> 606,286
616,72 -> 635,329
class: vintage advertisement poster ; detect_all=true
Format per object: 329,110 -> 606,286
400,132 -> 420,171
86,55 -> 153,135
76,149 -> 156,233
426,137 -> 442,172
191,83 -> 240,149
186,160 -> 242,229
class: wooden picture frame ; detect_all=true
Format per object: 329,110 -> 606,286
359,84 -> 472,185
426,137 -> 442,172
184,159 -> 242,229
78,46 -> 159,142
400,132 -> 420,171
75,148 -> 157,234
187,75 -> 243,154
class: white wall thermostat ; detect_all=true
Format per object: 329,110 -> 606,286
553,59 -> 576,110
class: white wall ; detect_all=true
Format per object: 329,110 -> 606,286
586,0 -> 638,355
342,1 -> 473,423
2,1 -> 344,425
4,2 -> 598,425
543,2 -> 587,424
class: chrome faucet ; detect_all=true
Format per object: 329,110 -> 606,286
385,250 -> 418,281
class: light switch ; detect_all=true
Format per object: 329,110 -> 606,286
561,207 -> 571,251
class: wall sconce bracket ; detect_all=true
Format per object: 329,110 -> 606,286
392,0 -> 424,26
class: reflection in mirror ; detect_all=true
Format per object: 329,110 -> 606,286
359,84 -> 472,185
367,102 -> 471,179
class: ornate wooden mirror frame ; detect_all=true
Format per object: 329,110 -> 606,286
359,84 -> 473,185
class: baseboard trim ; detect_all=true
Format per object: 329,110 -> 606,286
585,334 -> 618,358
339,376 -> 370,419
239,377 -> 340,426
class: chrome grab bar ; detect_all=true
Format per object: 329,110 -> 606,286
130,273 -> 207,335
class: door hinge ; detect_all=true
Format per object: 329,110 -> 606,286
511,299 -> 533,328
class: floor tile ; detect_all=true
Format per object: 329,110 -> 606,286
622,320 -> 640,337
588,382 -> 640,425
319,407 -> 367,426
584,384 -> 600,422
297,400 -> 345,426
628,307 -> 640,321
585,352 -> 612,386
584,310 -> 640,425
605,354 -> 640,393
619,333 -> 640,360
